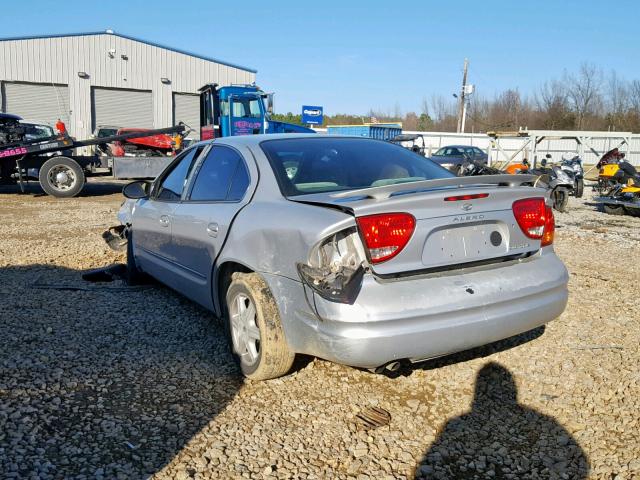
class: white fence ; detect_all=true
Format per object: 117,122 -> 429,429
315,128 -> 640,166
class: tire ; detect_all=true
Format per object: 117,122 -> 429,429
125,230 -> 145,285
602,204 -> 625,216
552,188 -> 569,213
574,178 -> 584,198
38,156 -> 85,198
225,272 -> 295,380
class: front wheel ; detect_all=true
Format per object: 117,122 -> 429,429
552,187 -> 569,212
125,230 -> 145,285
225,272 -> 294,380
38,156 -> 85,197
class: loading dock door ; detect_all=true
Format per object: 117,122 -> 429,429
173,93 -> 200,140
2,81 -> 69,125
92,87 -> 153,130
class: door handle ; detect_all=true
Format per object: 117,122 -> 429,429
206,222 -> 219,237
159,215 -> 170,227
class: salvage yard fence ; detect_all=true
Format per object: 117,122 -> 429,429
315,128 -> 640,167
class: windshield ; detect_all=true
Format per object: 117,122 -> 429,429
221,97 -> 263,119
22,124 -> 54,139
261,137 -> 453,196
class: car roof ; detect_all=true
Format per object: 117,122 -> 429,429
439,145 -> 479,149
200,133 -> 399,149
0,112 -> 22,121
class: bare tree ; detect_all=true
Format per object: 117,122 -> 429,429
536,80 -> 574,129
628,79 -> 640,113
565,62 -> 603,129
606,71 -> 629,130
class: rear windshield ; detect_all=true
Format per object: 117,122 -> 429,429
261,137 -> 453,196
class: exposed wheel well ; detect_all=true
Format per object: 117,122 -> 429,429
216,261 -> 252,316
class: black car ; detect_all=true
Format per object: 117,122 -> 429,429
429,145 -> 488,173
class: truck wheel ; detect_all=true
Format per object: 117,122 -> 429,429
225,272 -> 294,380
574,178 -> 584,198
38,157 -> 85,198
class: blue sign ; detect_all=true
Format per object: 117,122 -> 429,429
302,105 -> 323,125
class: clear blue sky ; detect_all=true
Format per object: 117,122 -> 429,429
3,0 -> 639,116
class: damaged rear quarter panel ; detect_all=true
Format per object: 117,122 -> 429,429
218,199 -> 356,281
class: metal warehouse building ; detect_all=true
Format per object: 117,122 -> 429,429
0,30 -> 256,141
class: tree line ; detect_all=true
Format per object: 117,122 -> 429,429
272,63 -> 640,133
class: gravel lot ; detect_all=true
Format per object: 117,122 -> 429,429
1,179 -> 639,480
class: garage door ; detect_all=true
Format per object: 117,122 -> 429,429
92,87 -> 153,130
2,82 -> 69,125
173,93 -> 200,140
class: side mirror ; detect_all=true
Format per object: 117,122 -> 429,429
122,180 -> 151,200
266,93 -> 274,115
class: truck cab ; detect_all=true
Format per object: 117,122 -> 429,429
199,83 -> 314,139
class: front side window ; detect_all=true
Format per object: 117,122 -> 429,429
262,137 -> 453,196
189,146 -> 249,201
156,147 -> 202,201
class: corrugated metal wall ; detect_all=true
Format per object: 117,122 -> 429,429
173,93 -> 200,140
2,81 -> 70,124
0,32 -> 256,144
92,87 -> 153,128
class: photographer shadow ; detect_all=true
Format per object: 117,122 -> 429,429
415,362 -> 589,479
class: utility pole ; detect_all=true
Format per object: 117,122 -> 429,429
456,58 -> 468,133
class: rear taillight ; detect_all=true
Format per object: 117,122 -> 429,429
444,193 -> 489,201
356,213 -> 415,264
541,205 -> 554,246
512,198 -> 554,245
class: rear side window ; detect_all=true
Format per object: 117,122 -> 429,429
261,137 -> 453,196
189,146 -> 250,201
156,147 -> 202,201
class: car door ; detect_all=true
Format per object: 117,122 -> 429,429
169,145 -> 254,308
132,146 -> 204,279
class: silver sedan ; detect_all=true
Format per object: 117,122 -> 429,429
115,134 -> 568,380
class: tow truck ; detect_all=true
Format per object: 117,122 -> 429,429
0,84 -> 313,197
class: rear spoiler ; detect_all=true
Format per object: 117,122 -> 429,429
331,174 -> 541,200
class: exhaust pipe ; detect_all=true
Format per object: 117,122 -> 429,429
372,361 -> 402,374
385,361 -> 401,372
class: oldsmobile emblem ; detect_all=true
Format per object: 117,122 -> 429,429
461,203 -> 473,212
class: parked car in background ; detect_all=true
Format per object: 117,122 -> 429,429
430,145 -> 488,173
92,125 -> 121,155
112,134 -> 568,380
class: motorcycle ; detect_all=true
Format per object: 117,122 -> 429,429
560,153 -> 584,198
460,154 -> 572,212
459,156 -> 503,176
521,155 -> 573,213
594,149 -> 640,216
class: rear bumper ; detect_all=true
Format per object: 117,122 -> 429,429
264,251 -> 568,369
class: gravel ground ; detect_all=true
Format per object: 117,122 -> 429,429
1,179 -> 639,480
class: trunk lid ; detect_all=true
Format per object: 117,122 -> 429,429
289,175 -> 548,275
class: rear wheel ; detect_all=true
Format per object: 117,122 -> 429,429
574,178 -> 584,198
225,272 -> 294,380
38,156 -> 85,197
